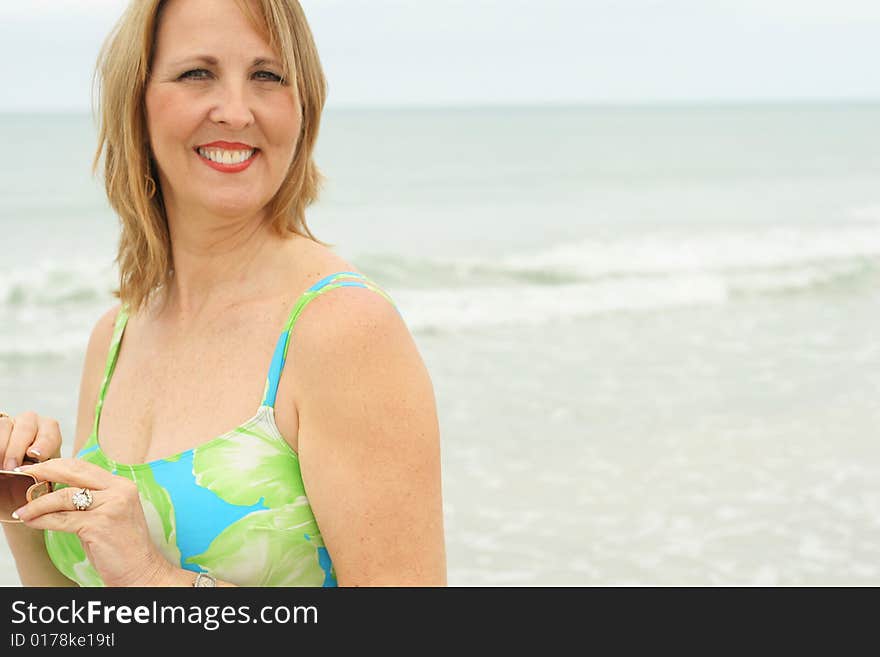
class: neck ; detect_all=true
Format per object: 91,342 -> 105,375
161,208 -> 280,322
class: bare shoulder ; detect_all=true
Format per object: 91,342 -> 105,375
286,238 -> 406,355
83,304 -> 122,380
286,236 -> 432,420
289,258 -> 419,399
288,248 -> 447,586
72,304 -> 122,455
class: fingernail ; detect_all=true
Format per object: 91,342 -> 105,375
11,510 -> 20,520
27,448 -> 41,457
3,459 -> 16,471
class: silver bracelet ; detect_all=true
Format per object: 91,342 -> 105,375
193,572 -> 217,587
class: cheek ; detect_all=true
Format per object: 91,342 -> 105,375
264,94 -> 302,151
145,87 -> 198,148
277,111 -> 304,163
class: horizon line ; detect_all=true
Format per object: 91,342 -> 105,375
2,97 -> 879,114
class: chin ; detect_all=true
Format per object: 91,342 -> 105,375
205,197 -> 265,218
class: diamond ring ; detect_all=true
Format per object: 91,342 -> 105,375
71,488 -> 93,511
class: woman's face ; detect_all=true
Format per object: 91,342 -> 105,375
145,0 -> 301,221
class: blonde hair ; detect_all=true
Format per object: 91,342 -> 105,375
92,0 -> 332,315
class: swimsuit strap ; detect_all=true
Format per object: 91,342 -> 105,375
91,271 -> 399,434
91,305 -> 130,439
261,271 -> 399,408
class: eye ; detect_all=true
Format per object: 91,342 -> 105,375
177,69 -> 285,84
255,70 -> 285,83
179,68 -> 211,80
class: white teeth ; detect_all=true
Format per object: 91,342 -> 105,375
197,148 -> 256,165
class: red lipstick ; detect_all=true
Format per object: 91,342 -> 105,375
194,141 -> 260,173
197,141 -> 257,150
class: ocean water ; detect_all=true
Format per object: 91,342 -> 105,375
1,104 -> 879,586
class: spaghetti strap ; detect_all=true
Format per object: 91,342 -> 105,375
91,305 -> 130,440
90,272 -> 399,430
260,271 -> 400,408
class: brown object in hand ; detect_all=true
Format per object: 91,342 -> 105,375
0,459 -> 53,523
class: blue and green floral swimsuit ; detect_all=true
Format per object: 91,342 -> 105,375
45,271 -> 397,587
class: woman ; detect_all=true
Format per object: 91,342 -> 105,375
0,0 -> 446,587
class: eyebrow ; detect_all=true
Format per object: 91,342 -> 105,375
170,55 -> 283,68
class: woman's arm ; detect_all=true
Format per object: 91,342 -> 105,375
1,304 -> 120,586
292,288 -> 447,586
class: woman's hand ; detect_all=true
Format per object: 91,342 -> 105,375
0,411 -> 63,470
11,458 -> 175,587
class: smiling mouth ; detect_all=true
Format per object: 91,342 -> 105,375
194,146 -> 260,165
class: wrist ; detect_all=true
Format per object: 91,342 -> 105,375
136,555 -> 225,587
145,565 -> 194,587
169,568 -> 201,587
133,552 -> 186,587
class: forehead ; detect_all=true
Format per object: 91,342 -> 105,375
154,0 -> 270,53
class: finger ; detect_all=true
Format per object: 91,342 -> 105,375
17,458 -> 115,491
0,414 -> 14,470
14,485 -> 99,522
4,411 -> 39,471
18,510 -> 85,534
27,416 -> 63,461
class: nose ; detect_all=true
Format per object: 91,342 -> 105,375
208,79 -> 255,129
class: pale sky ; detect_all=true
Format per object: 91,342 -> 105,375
0,0 -> 878,111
